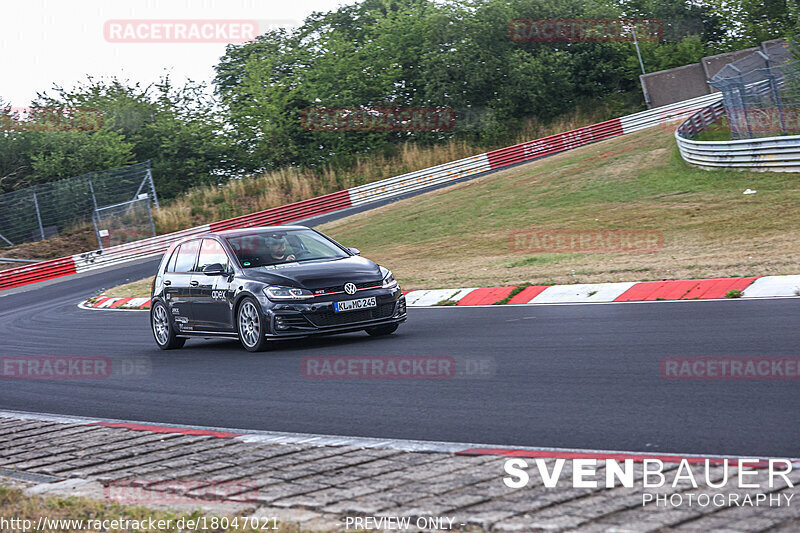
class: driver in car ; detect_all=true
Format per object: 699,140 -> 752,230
266,236 -> 295,262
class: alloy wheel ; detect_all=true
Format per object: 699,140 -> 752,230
238,301 -> 261,347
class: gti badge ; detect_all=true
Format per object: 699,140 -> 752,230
344,282 -> 357,295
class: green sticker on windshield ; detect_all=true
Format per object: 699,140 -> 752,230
243,261 -> 251,266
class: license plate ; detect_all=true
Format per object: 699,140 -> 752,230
334,297 -> 377,312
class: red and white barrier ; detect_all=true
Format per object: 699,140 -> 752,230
399,276 -> 773,305
527,282 -> 637,303
400,275 -> 798,306
81,275 -> 800,311
0,92 -> 723,292
741,275 -> 800,298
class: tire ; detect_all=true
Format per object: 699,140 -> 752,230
365,323 -> 399,337
151,301 -> 186,350
237,297 -> 270,352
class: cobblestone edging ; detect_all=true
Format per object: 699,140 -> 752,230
1,414 -> 799,531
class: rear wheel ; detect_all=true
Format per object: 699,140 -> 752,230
237,297 -> 269,352
151,301 -> 186,350
365,323 -> 399,337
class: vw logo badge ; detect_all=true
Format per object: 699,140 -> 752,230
344,283 -> 357,295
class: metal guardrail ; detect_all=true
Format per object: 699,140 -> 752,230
675,100 -> 800,172
619,92 -> 723,134
0,92 -> 727,291
0,258 -> 41,263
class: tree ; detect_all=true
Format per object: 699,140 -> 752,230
27,129 -> 134,183
215,0 -> 656,166
33,77 -> 232,198
702,0 -> 796,49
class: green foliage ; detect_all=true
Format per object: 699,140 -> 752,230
629,35 -> 712,74
702,0 -> 798,49
27,130 -> 135,183
0,132 -> 35,192
0,102 -> 136,191
16,77 -> 232,199
617,0 -> 724,43
2,0 -> 729,198
215,0 -> 676,170
213,0 -> 723,171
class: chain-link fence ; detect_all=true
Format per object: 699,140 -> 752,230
709,41 -> 799,139
0,161 -> 158,249
92,197 -> 156,250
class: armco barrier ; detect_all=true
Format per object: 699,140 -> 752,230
209,190 -> 352,232
0,92 -> 723,292
676,100 -> 800,171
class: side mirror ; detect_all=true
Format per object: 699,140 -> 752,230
347,247 -> 361,256
202,263 -> 227,276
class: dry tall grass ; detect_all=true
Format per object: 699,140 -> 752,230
154,104 -> 628,233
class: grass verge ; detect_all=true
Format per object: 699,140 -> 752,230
100,277 -> 154,299
316,127 -> 800,289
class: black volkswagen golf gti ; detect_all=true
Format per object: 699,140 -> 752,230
150,226 -> 407,351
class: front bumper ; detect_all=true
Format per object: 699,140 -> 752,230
263,290 -> 407,339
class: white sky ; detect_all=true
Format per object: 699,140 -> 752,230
1,0 -> 353,106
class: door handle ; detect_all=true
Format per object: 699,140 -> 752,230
190,280 -> 199,287
164,280 -> 171,286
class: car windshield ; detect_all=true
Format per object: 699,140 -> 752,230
225,228 -> 349,268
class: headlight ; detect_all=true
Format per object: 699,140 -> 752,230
382,271 -> 398,289
264,286 -> 314,300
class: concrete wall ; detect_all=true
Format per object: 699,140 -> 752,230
640,63 -> 711,109
640,40 -> 785,108
700,47 -> 758,83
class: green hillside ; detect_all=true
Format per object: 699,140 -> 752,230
320,128 -> 800,289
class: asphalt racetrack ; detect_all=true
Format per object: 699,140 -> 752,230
1,260 -> 798,458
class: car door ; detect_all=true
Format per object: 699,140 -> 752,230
163,239 -> 200,331
192,238 -> 234,332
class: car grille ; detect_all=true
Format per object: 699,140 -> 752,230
308,302 -> 396,327
314,280 -> 382,295
274,314 -> 314,331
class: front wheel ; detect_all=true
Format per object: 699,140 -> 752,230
365,323 -> 399,337
237,297 -> 269,352
151,301 -> 186,350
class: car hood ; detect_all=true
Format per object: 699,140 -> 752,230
244,256 -> 383,290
